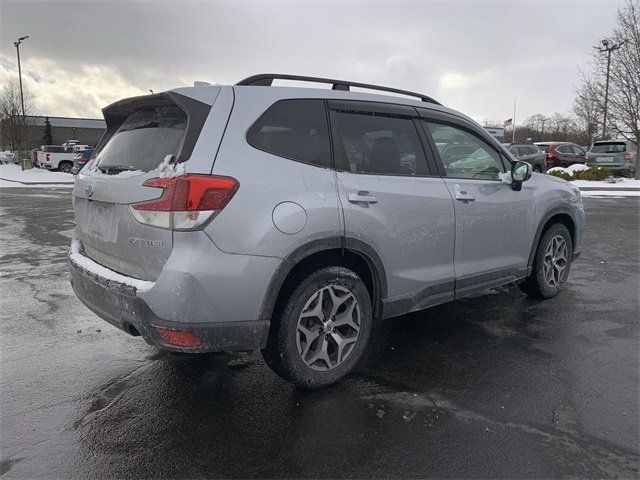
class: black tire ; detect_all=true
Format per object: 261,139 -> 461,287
533,165 -> 542,173
560,162 -> 569,168
59,161 -> 73,173
261,266 -> 372,389
519,223 -> 573,299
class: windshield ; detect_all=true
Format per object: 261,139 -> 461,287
94,105 -> 187,173
591,143 -> 626,153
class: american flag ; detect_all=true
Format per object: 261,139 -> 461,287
503,118 -> 513,127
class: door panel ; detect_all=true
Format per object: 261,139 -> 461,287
442,178 -> 534,280
338,173 -> 455,298
422,119 -> 535,293
329,103 -> 456,307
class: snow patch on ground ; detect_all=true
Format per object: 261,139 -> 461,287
581,190 -> 640,197
0,165 -> 74,186
69,239 -> 155,292
571,178 -> 640,189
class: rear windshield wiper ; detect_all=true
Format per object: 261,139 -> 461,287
98,166 -> 138,175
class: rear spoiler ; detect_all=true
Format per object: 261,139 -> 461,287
94,92 -> 211,164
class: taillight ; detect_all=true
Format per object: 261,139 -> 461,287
45,153 -> 50,162
625,152 -> 633,161
547,146 -> 556,159
129,174 -> 239,230
585,153 -> 589,161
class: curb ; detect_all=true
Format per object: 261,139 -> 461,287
0,177 -> 74,186
578,186 -> 640,192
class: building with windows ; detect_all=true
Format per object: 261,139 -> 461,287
0,115 -> 106,151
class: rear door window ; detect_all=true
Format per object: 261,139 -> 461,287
329,110 -> 428,176
94,105 -> 187,173
247,99 -> 330,168
572,145 -> 586,155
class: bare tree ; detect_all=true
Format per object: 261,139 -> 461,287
582,0 -> 639,177
573,73 -> 602,146
0,78 -> 36,152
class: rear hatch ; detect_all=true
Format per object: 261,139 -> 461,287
588,142 -> 626,167
73,92 -> 211,281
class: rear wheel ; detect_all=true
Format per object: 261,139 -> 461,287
560,162 -> 569,168
58,161 -> 73,173
520,223 -> 573,299
262,266 -> 372,389
533,165 -> 542,173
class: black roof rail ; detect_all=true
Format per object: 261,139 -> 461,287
236,73 -> 441,105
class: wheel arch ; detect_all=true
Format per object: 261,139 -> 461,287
528,208 -> 576,268
259,237 -> 387,328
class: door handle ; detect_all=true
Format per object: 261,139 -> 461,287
455,190 -> 475,202
348,191 -> 378,204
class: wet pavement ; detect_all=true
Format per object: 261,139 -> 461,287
1,188 -> 638,479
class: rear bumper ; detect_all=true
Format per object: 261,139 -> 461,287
69,249 -> 271,353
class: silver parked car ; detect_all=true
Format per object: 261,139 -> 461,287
69,74 -> 586,388
507,144 -> 547,173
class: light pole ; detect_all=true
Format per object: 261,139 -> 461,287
13,35 -> 29,117
595,38 -> 626,139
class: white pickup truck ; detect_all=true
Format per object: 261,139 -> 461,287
37,145 -> 77,173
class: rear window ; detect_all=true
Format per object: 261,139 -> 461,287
591,142 -> 626,153
44,146 -> 64,153
94,105 -> 187,173
247,99 -> 330,168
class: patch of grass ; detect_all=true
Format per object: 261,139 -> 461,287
573,167 -> 612,181
547,166 -> 612,181
548,170 -> 573,181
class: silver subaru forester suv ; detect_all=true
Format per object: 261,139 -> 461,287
69,74 -> 585,388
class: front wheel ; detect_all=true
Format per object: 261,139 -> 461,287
519,223 -> 573,299
262,266 -> 372,389
533,165 -> 542,173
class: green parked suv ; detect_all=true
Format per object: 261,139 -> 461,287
587,140 -> 638,176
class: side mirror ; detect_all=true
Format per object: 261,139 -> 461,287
511,161 -> 532,191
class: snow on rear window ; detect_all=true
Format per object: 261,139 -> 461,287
94,105 -> 187,173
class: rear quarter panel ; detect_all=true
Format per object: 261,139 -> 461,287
204,88 -> 342,259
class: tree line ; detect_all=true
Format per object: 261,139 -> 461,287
507,0 -> 639,150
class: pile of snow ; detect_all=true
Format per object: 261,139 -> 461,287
80,166 -> 143,179
0,164 -> 74,188
546,164 -> 591,177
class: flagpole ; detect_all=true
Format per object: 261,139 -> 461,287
512,98 -> 516,143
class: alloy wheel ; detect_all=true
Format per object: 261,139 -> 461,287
542,234 -> 568,288
296,285 -> 361,371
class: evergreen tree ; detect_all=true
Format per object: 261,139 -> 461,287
42,117 -> 52,145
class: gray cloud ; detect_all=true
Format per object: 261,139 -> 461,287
0,0 -> 622,123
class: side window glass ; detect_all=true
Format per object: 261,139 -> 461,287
330,110 -> 428,176
425,122 -> 505,180
556,145 -> 569,154
247,99 -> 330,167
573,146 -> 585,155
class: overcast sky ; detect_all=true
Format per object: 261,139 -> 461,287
0,0 -> 623,125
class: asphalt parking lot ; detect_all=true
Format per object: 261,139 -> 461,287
0,188 -> 638,479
